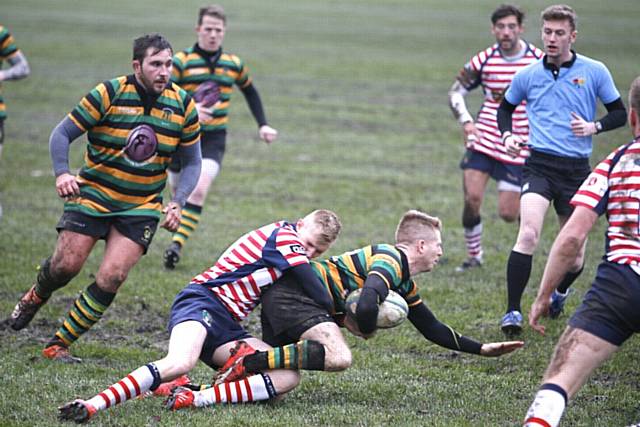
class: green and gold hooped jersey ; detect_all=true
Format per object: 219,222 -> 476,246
67,75 -> 200,218
172,47 -> 251,132
0,25 -> 19,120
311,244 -> 422,314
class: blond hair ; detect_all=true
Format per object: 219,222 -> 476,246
630,76 -> 640,115
305,209 -> 342,246
541,4 -> 577,31
395,210 -> 442,244
198,5 -> 226,25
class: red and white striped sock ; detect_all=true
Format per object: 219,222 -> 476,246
194,373 -> 276,407
523,384 -> 567,427
463,222 -> 483,260
85,364 -> 159,411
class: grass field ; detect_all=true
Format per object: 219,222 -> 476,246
1,1 -> 639,425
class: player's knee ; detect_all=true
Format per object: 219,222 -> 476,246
272,370 -> 301,395
463,193 -> 483,213
96,269 -> 128,292
517,225 -> 540,250
499,208 -> 519,223
49,254 -> 83,281
326,345 -> 352,371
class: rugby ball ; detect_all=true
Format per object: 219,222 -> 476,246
345,288 -> 409,329
193,80 -> 220,108
124,124 -> 158,162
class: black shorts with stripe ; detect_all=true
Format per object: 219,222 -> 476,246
260,272 -> 335,347
169,129 -> 226,172
521,150 -> 591,216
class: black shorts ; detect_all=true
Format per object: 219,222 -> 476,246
0,119 -> 4,144
169,130 -> 226,172
56,210 -> 158,253
260,273 -> 335,347
459,149 -> 522,187
569,262 -> 640,346
521,150 -> 591,216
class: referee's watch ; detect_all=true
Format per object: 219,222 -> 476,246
594,121 -> 603,134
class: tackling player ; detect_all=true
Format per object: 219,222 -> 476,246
164,210 -> 523,410
9,33 -> 202,362
497,5 -> 626,335
57,210 -> 341,423
448,4 -> 542,272
523,76 -> 640,427
163,5 -> 278,269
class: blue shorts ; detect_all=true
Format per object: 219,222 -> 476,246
168,283 -> 252,368
569,262 -> 640,346
459,149 -> 522,187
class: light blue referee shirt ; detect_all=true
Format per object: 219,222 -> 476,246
505,52 -> 620,158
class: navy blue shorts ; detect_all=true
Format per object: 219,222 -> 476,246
168,283 -> 252,368
521,150 -> 591,217
569,262 -> 640,346
459,149 -> 522,187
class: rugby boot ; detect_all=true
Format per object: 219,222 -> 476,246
500,310 -> 523,336
140,374 -> 192,398
163,242 -> 181,270
214,340 -> 256,385
43,344 -> 82,363
58,399 -> 97,423
10,285 -> 48,330
455,257 -> 483,273
548,289 -> 574,319
164,386 -> 195,411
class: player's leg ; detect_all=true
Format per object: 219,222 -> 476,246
164,131 -> 224,269
523,327 -> 618,427
169,338 -> 301,409
58,321 -> 207,422
44,217 -> 152,360
0,118 -> 4,160
496,182 -> 520,223
10,221 -> 98,331
457,150 -> 492,272
502,192 -> 550,335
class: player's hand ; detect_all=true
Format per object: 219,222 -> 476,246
480,340 -> 524,357
160,201 -> 181,232
570,112 -> 598,137
462,121 -> 482,148
529,295 -> 552,335
196,102 -> 214,121
503,132 -> 524,158
258,125 -> 278,144
55,173 -> 80,199
343,313 -> 376,340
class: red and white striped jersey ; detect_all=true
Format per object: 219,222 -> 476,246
190,221 -> 311,320
571,139 -> 640,275
458,41 -> 543,165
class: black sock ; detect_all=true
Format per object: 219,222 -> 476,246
506,250 -> 532,313
556,266 -> 584,294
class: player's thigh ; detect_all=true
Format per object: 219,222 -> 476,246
497,187 -> 520,219
544,326 -> 618,399
96,226 -> 145,290
156,320 -> 208,379
51,229 -> 99,272
514,192 -> 551,250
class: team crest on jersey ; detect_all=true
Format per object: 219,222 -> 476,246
290,244 -> 306,254
201,310 -> 213,327
161,108 -> 173,121
572,77 -> 586,88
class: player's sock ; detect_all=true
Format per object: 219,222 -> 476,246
462,220 -> 483,261
48,282 -> 115,348
244,340 -> 326,372
556,265 -> 583,294
523,383 -> 567,427
85,363 -> 162,411
506,250 -> 532,312
171,202 -> 202,248
194,373 -> 277,407
34,256 -> 73,298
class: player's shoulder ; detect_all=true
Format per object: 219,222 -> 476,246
371,243 -> 402,259
575,53 -> 609,71
220,52 -> 244,68
524,41 -> 544,59
469,43 -> 500,63
95,75 -> 128,97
